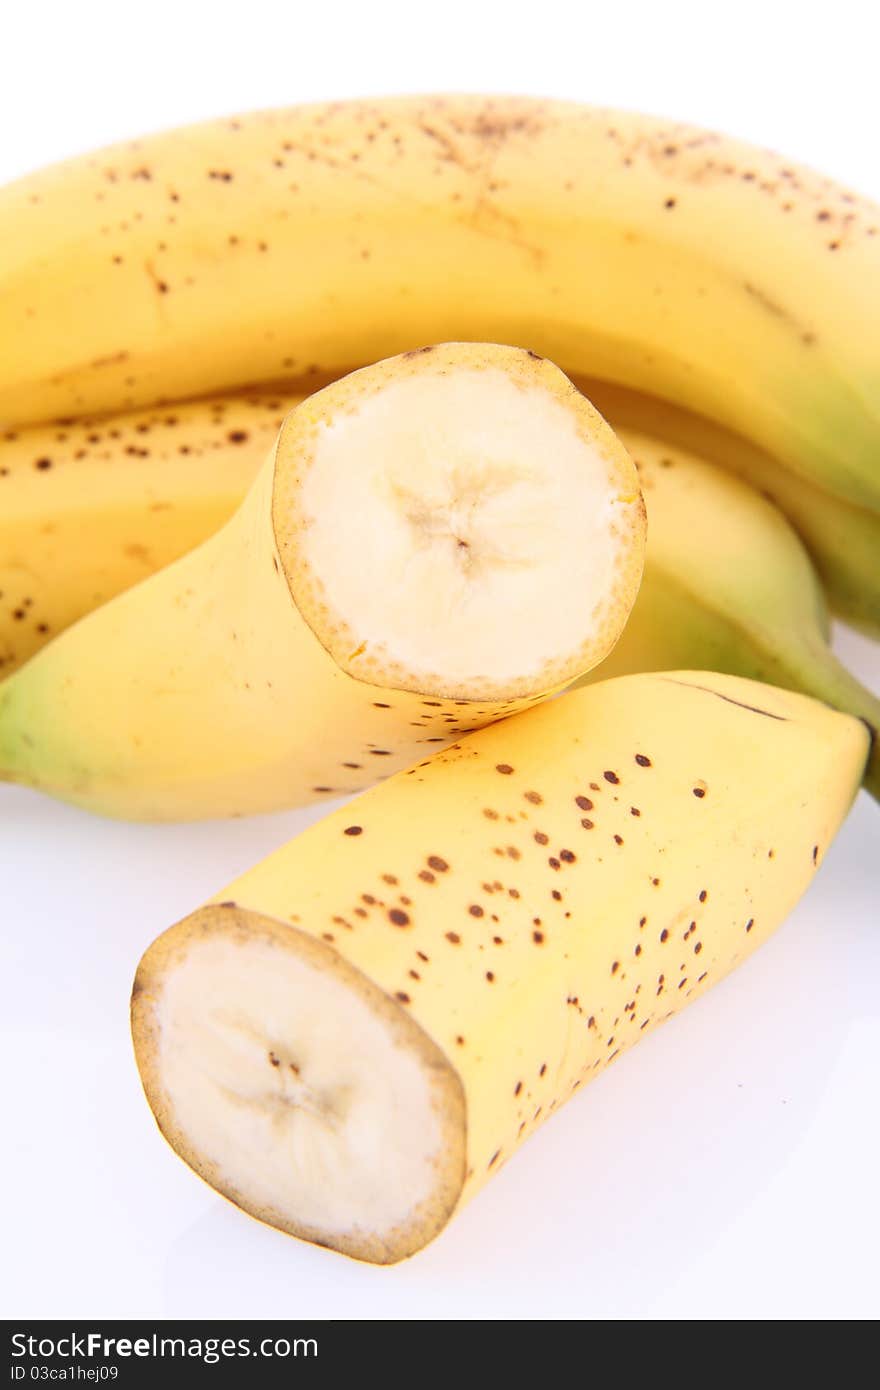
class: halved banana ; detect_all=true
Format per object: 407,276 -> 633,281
0,343 -> 645,820
132,672 -> 868,1262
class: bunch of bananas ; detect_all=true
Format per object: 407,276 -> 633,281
3,96 -> 876,1263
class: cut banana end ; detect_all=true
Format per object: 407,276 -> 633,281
132,907 -> 466,1264
273,343 -> 645,700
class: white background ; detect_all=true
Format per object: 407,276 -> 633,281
2,0 -> 879,1321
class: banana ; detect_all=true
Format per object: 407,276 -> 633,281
585,379 -> 880,637
6,376 -> 874,804
0,344 -> 645,820
4,370 -> 875,806
3,373 -> 878,674
0,387 -> 309,675
582,428 -> 880,801
2,97 -> 878,520
131,671 -> 868,1264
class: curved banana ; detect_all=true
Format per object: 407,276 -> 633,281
132,671 -> 868,1262
0,345 -> 645,820
1,375 -> 877,675
582,428 -> 880,801
0,387 -> 307,675
1,97 -> 878,517
584,379 -> 880,637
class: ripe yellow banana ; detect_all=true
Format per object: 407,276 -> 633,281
0,387 -> 308,675
582,429 -> 880,801
2,97 -> 878,521
0,344 -> 645,820
6,373 -> 875,804
585,380 -> 880,637
2,381 -> 876,685
131,671 -> 868,1263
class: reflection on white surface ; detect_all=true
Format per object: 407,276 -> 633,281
1,624 -> 876,1318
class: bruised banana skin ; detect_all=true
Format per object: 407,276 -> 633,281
131,672 -> 869,1263
585,379 -> 880,637
0,387 -> 310,675
582,429 -> 880,802
1,97 -> 878,515
0,345 -> 645,820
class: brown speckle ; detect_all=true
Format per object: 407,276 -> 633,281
496,763 -> 514,775
388,908 -> 410,927
343,825 -> 363,836
604,770 -> 620,784
635,754 -> 652,767
524,790 -> 542,804
428,855 -> 449,872
469,904 -> 484,917
446,931 -> 461,944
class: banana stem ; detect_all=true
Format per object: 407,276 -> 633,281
802,646 -> 880,804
